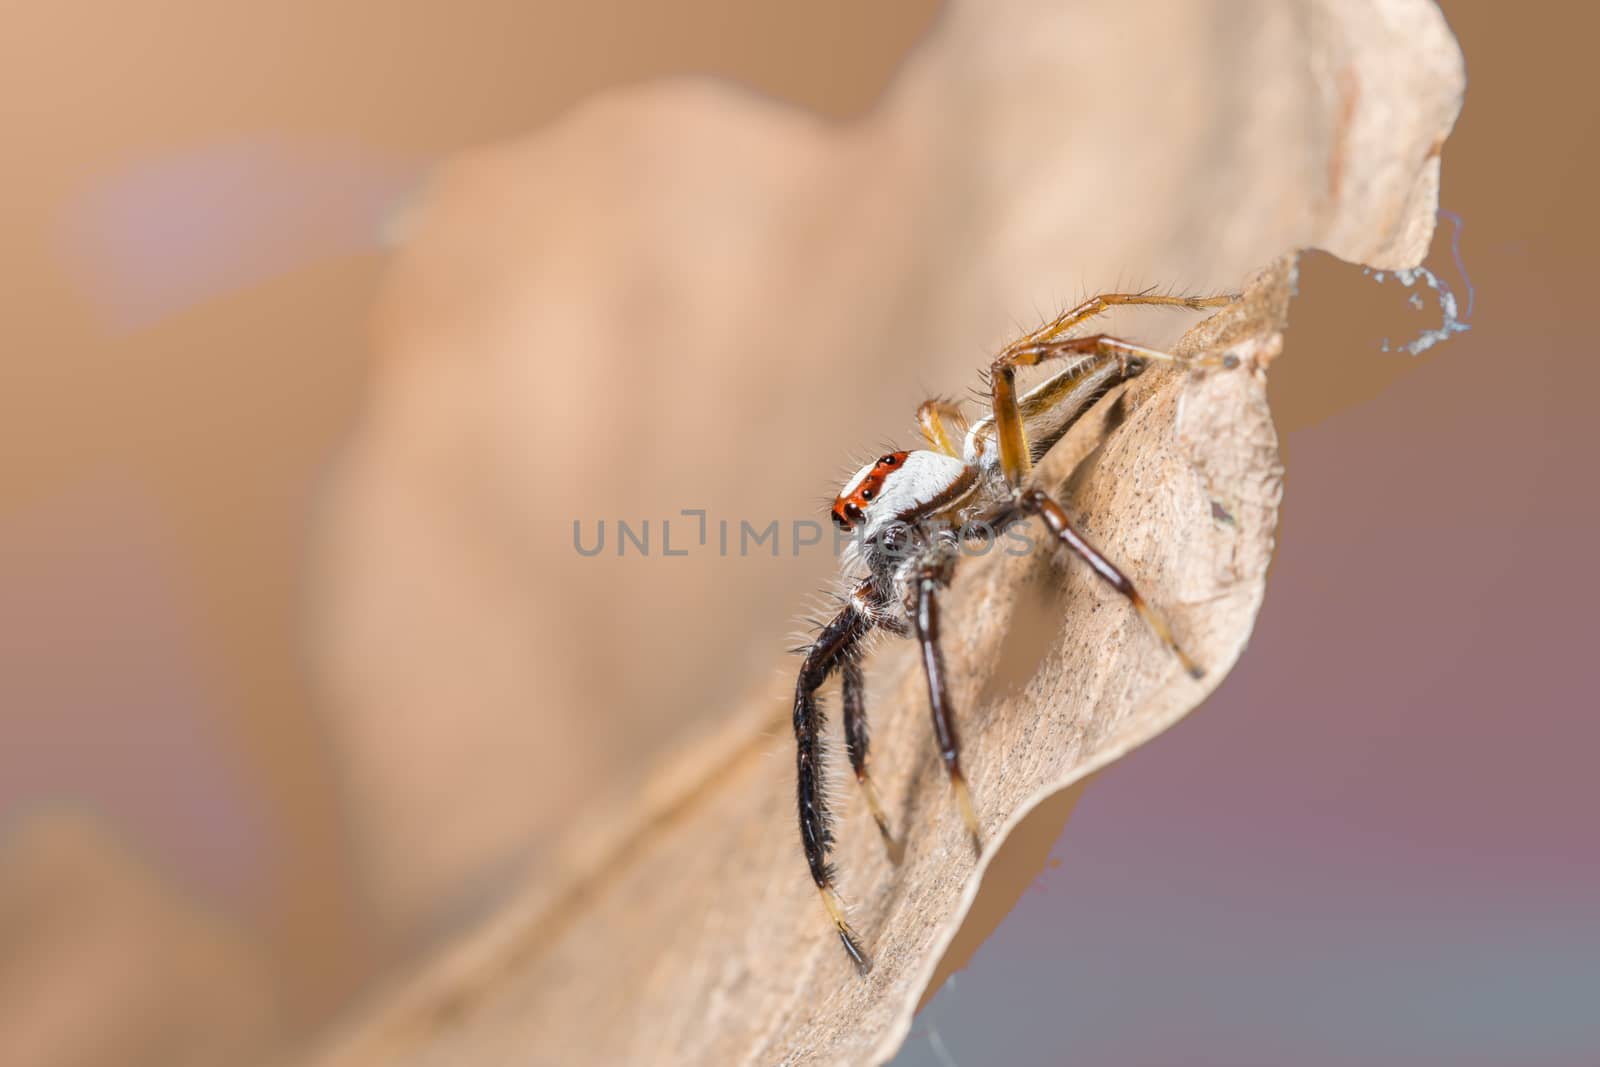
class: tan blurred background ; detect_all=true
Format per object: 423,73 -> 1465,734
2,3 -> 1590,1066
1,5 -> 937,1064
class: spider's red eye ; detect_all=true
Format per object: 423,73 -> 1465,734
844,502 -> 864,523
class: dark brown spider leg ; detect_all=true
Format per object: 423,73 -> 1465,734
915,399 -> 970,457
795,602 -> 875,973
1020,486 -> 1205,680
840,658 -> 896,851
912,561 -> 981,849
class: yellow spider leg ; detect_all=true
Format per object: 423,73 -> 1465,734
915,399 -> 969,457
991,291 -> 1239,487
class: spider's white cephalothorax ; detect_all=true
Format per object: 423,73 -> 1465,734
830,450 -> 978,540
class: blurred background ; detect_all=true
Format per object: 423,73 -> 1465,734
1,3 -> 1594,1066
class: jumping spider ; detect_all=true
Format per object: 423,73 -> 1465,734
792,289 -> 1240,974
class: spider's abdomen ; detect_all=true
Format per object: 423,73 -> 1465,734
832,449 -> 977,537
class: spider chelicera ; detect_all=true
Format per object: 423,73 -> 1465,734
792,289 -> 1241,974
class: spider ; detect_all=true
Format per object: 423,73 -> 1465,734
792,289 -> 1241,974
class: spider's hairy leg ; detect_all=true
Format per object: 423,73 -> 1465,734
915,398 -> 969,457
911,557 -> 982,851
991,289 -> 1240,487
841,657 -> 897,853
1025,289 -> 1241,348
992,333 -> 1236,487
1020,487 -> 1205,680
988,338 -> 1127,488
794,600 -> 876,974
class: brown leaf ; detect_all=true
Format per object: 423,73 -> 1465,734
326,272 -> 1287,1067
306,1 -> 1462,1063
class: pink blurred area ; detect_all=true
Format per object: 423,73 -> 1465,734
3,3 -> 1595,1066
58,138 -> 418,329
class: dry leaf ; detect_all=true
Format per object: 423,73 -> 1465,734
305,1 -> 1462,1063
319,272 -> 1287,1067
